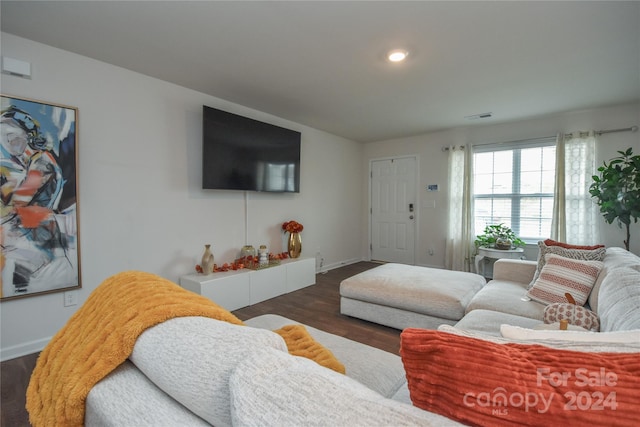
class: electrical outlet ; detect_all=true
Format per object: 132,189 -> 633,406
316,251 -> 324,270
64,290 -> 78,307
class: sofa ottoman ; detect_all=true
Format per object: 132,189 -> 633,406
340,263 -> 486,330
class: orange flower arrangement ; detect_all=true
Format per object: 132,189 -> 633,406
282,220 -> 303,233
195,259 -> 245,273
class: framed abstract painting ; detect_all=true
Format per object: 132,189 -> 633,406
0,95 -> 81,300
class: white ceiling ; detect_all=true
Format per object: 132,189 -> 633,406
2,1 -> 639,142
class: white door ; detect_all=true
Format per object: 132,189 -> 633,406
370,157 -> 417,264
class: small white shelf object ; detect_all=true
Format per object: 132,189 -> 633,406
180,257 -> 315,310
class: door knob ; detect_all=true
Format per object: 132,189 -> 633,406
409,215 -> 414,219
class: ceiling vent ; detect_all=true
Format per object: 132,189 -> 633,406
465,112 -> 493,120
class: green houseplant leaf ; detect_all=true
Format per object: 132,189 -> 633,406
589,148 -> 640,250
474,224 -> 525,250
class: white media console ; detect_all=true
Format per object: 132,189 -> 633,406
179,257 -> 315,311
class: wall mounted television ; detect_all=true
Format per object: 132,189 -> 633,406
202,105 -> 301,192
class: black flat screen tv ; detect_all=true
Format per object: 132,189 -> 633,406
202,105 -> 301,192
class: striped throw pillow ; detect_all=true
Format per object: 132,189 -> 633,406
528,241 -> 606,289
526,254 -> 603,306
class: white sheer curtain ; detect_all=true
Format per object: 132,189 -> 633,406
445,145 -> 475,272
550,131 -> 600,245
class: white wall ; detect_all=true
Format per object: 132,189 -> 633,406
363,102 -> 640,268
0,33 -> 364,360
2,31 -> 639,360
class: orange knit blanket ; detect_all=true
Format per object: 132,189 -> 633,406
25,270 -> 243,427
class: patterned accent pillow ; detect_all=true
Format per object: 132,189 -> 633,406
526,254 -> 603,306
544,302 -> 600,331
528,241 -> 606,289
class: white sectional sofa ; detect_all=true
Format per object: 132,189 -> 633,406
32,247 -> 640,426
340,246 -> 640,338
85,314 -> 461,426
457,246 -> 640,335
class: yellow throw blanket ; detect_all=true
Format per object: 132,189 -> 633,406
25,270 -> 243,427
273,324 -> 346,374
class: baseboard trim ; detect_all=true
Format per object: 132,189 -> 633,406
1,337 -> 50,361
316,257 -> 364,274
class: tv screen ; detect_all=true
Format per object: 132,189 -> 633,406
202,105 -> 301,192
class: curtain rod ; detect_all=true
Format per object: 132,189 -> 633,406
593,125 -> 638,136
442,125 -> 638,151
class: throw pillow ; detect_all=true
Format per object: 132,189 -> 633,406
273,324 -> 346,374
544,302 -> 600,331
438,324 -> 640,353
526,254 -> 603,305
543,239 -> 605,250
528,241 -> 606,289
130,317 -> 287,427
500,324 -> 640,343
400,328 -> 640,427
533,322 -> 590,331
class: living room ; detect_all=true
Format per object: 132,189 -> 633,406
1,0 -> 639,360
1,2 -> 639,424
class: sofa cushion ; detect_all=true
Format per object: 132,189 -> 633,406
526,254 -> 603,306
529,241 -> 606,289
500,324 -> 640,343
465,280 -> 546,320
544,303 -> 600,331
400,328 -> 640,427
341,296 -> 461,330
340,263 -> 485,321
455,309 -> 547,336
86,360 -> 210,426
130,316 -> 287,427
228,347 -> 459,427
273,324 -> 345,374
597,266 -> 640,332
589,247 -> 640,312
533,322 -> 590,331
245,314 -> 407,399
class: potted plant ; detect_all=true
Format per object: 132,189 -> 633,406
474,224 -> 525,250
589,147 -> 640,251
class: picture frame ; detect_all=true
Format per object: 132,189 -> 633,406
1,95 -> 81,300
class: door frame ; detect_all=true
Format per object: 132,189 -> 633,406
368,155 -> 420,264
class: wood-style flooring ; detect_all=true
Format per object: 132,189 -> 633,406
1,261 -> 394,427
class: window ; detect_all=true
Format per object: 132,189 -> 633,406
473,138 -> 556,242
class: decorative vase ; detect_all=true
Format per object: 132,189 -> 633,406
201,244 -> 214,275
288,232 -> 302,258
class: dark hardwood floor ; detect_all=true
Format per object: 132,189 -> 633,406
1,261 -> 395,427
233,260 -> 400,354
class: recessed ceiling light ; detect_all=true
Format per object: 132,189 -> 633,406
387,49 -> 409,62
